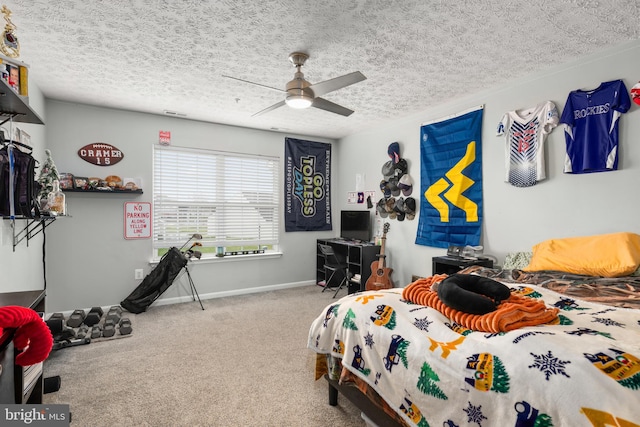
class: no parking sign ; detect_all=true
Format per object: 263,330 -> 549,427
124,202 -> 151,239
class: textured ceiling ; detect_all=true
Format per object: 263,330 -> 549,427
6,1 -> 640,139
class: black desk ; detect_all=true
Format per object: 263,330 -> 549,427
432,256 -> 493,275
317,239 -> 381,294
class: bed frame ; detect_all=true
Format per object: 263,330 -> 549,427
325,375 -> 404,427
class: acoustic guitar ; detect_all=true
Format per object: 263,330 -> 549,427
365,223 -> 394,291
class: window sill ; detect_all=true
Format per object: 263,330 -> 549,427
150,251 -> 283,266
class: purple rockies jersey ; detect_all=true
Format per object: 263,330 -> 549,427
560,79 -> 630,173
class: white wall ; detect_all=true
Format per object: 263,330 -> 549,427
40,103 -> 336,312
337,39 -> 640,286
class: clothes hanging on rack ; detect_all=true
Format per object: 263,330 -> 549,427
0,139 -> 40,218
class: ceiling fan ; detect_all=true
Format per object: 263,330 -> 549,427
223,52 -> 366,117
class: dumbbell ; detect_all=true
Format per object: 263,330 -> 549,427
45,313 -> 65,334
105,306 -> 123,323
119,318 -> 132,335
90,325 -> 102,339
102,319 -> 116,338
66,309 -> 86,328
83,307 -> 104,326
76,324 -> 90,339
47,314 -> 75,342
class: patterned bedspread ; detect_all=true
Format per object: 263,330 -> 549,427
308,286 -> 640,427
461,265 -> 640,310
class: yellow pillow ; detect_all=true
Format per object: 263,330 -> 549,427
523,232 -> 640,278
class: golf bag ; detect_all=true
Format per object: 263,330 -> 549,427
120,247 -> 188,314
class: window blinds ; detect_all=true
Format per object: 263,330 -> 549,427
153,145 -> 279,251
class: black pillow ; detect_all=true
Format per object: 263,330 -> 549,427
436,274 -> 511,315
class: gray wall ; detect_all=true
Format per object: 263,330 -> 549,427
337,39 -> 640,286
4,39 -> 640,312
40,104 -> 336,312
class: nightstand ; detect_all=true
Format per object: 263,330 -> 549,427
432,256 -> 493,275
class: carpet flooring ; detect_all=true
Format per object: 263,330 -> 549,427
43,285 -> 367,426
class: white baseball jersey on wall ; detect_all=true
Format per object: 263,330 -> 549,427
496,101 -> 559,187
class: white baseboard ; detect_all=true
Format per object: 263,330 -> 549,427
146,280 -> 316,307
46,281 -> 316,318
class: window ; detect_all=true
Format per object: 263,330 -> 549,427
153,145 -> 279,259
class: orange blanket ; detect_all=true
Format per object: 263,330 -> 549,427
402,275 -> 559,333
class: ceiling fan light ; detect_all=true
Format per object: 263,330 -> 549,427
285,95 -> 312,109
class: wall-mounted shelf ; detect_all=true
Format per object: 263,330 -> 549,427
0,72 -> 46,251
63,189 -> 143,194
0,78 -> 44,125
2,216 -> 58,251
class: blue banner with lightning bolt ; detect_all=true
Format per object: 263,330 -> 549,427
416,106 -> 484,248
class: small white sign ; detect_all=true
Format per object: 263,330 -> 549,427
124,202 -> 151,239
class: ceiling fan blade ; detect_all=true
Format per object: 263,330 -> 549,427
222,75 -> 285,93
312,97 -> 355,117
309,71 -> 366,97
252,100 -> 287,117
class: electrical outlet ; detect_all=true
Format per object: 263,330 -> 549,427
134,269 -> 144,280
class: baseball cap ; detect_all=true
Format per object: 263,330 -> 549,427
380,180 -> 391,198
393,158 -> 408,177
403,197 -> 416,220
394,197 -> 405,221
388,142 -> 400,163
377,198 -> 388,218
385,197 -> 397,219
388,177 -> 400,196
381,160 -> 394,179
398,174 -> 413,196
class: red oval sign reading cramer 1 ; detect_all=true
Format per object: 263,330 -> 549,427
78,143 -> 124,166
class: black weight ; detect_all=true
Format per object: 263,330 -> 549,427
105,306 -> 122,323
83,312 -> 101,326
66,309 -> 86,328
89,306 -> 104,317
45,314 -> 64,334
50,326 -> 75,344
90,325 -> 102,339
102,319 -> 116,338
45,319 -> 63,335
76,324 -> 90,339
119,318 -> 132,335
43,376 -> 61,394
83,307 -> 104,326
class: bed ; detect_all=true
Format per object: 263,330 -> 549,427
308,236 -> 640,426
